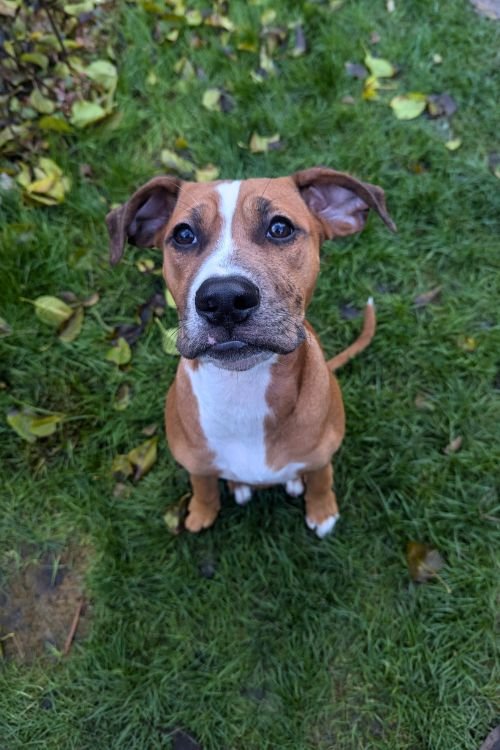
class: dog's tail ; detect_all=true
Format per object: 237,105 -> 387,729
327,298 -> 376,372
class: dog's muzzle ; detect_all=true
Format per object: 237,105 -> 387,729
195,275 -> 260,327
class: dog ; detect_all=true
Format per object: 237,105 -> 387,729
107,167 -> 395,537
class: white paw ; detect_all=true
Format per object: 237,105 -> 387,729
285,478 -> 304,497
305,514 -> 339,539
234,485 -> 253,506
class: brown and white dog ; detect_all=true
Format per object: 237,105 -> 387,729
107,167 -> 395,537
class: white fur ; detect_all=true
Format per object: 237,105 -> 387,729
285,478 -> 304,497
234,485 -> 253,505
187,358 -> 305,485
187,181 -> 243,314
305,513 -> 339,539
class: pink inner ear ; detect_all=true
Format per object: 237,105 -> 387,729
303,184 -> 369,238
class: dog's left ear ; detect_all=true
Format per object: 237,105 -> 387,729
293,166 -> 396,240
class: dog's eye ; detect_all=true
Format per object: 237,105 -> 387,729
267,216 -> 294,241
173,223 -> 197,246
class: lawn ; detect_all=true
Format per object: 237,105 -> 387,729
0,0 -> 499,748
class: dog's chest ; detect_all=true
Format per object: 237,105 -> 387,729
186,360 -> 304,484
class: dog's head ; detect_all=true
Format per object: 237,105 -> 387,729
107,167 -> 395,370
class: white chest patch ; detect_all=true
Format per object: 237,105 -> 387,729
187,359 -> 305,485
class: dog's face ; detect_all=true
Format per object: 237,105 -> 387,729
107,168 -> 394,370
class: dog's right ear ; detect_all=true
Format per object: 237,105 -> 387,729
106,176 -> 181,265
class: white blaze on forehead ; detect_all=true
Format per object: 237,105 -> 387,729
189,181 -> 242,300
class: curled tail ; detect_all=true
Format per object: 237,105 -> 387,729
327,297 -> 376,372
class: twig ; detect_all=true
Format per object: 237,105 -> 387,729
40,0 -> 68,62
63,599 -> 84,655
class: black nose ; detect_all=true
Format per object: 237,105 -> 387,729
195,275 -> 260,325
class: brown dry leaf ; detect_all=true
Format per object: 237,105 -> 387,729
469,0 -> 500,18
427,92 -> 458,118
406,542 -> 446,584
345,61 -> 368,79
478,726 -> 500,750
413,286 -> 442,307
443,436 -> 463,454
141,423 -> 158,437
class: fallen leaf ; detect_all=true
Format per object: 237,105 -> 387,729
443,436 -> 463,454
84,60 -> 118,94
432,53 -> 443,64
38,115 -> 73,133
165,288 -> 177,309
58,305 -> 84,343
70,101 -> 109,128
127,437 -> 158,481
136,258 -> 156,273
112,454 -> 133,479
202,88 -> 222,112
18,159 -> 71,205
406,542 -> 446,584
364,53 -> 396,78
106,337 -> 132,365
114,383 -> 131,411
345,61 -> 368,79
81,292 -> 99,307
195,164 -> 220,182
249,132 -> 281,153
386,0 -> 395,11
141,423 -> 158,436
7,409 -> 63,443
445,138 -> 462,151
160,149 -> 195,178
469,0 -> 500,19
289,23 -> 306,57
457,335 -> 477,352
427,92 -> 458,118
414,393 -> 436,411
413,286 -> 442,307
362,75 -> 382,100
0,1 -> 19,17
113,482 -> 131,499
488,152 -> 500,179
478,725 -> 500,750
390,93 -> 427,120
63,1 -> 96,15
155,319 -> 179,355
0,317 -> 12,336
34,295 -> 74,326
163,503 -> 185,535
29,89 -> 55,115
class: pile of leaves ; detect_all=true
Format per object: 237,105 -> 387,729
0,0 -> 117,202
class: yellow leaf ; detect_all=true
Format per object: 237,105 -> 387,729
160,149 -> 194,177
7,409 -> 63,442
85,60 -> 118,93
202,88 -> 222,112
70,101 -> 108,128
195,164 -> 220,182
106,337 -> 132,365
127,437 -> 158,480
249,132 -> 281,153
362,75 -> 381,101
112,454 -> 133,478
28,88 -> 55,114
445,138 -> 462,151
390,93 -> 427,120
364,53 -> 396,78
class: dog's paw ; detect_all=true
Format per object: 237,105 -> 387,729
185,498 -> 219,533
285,478 -> 304,497
233,484 -> 253,506
305,513 -> 339,539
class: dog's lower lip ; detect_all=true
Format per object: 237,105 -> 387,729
210,340 -> 248,353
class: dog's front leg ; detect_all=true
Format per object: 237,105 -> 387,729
304,464 -> 340,539
185,475 -> 221,533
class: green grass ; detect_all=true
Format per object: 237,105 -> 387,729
1,0 -> 499,748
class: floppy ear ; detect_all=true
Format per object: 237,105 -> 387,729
106,176 -> 181,265
293,166 -> 396,240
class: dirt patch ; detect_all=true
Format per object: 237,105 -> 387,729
0,543 -> 91,663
